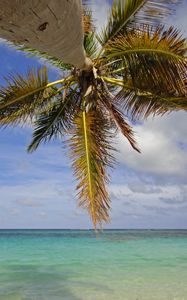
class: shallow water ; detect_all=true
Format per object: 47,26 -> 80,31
0,230 -> 187,300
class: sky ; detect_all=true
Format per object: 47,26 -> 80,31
0,0 -> 187,229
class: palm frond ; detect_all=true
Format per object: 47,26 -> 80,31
98,91 -> 140,152
0,67 -> 50,125
83,6 -> 95,34
98,0 -> 181,46
105,26 -> 187,59
15,45 -> 72,71
105,26 -> 187,95
83,5 -> 98,59
28,87 -> 80,152
116,86 -> 187,120
0,68 -> 73,126
102,75 -> 187,119
84,32 -> 98,58
68,108 -> 114,228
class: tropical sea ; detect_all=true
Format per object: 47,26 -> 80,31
0,230 -> 187,300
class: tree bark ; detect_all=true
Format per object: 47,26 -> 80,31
0,0 -> 92,70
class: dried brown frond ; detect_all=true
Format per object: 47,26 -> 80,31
99,91 -> 140,152
83,7 -> 95,34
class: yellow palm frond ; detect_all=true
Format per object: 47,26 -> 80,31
104,26 -> 186,95
83,7 -> 95,34
68,108 -> 114,228
105,26 -> 186,60
0,68 -> 73,125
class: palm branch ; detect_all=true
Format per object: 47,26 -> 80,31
15,45 -> 72,71
0,67 -> 74,125
98,0 -> 182,46
0,0 -> 186,227
28,87 -> 80,152
68,109 -> 114,228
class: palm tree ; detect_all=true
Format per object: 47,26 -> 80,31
0,0 -> 186,228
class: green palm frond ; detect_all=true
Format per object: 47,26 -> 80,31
0,68 -> 73,125
0,67 -> 50,124
106,60 -> 128,77
28,87 -> 80,152
15,45 -> 72,71
98,0 -> 181,46
105,26 -> 187,94
0,67 -> 48,108
84,32 -> 98,58
83,6 -> 98,59
68,108 -> 114,228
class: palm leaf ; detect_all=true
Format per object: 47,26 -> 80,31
68,108 -> 114,228
15,45 -> 72,71
83,5 -> 98,59
84,32 -> 98,59
28,87 -> 80,152
116,86 -> 187,119
105,26 -> 187,95
98,0 -> 181,46
105,26 -> 187,59
83,6 -> 95,34
0,67 -> 50,125
0,68 -> 73,125
102,75 -> 187,119
98,91 -> 140,152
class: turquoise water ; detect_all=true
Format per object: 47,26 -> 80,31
0,230 -> 187,300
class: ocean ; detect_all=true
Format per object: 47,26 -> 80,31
0,229 -> 186,300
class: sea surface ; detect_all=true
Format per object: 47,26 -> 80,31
0,230 -> 187,300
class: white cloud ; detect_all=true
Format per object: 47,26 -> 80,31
108,179 -> 187,228
0,180 -> 72,202
116,112 -> 187,176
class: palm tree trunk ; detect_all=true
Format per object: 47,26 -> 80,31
0,0 -> 92,70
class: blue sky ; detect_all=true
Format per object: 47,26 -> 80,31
0,0 -> 187,229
